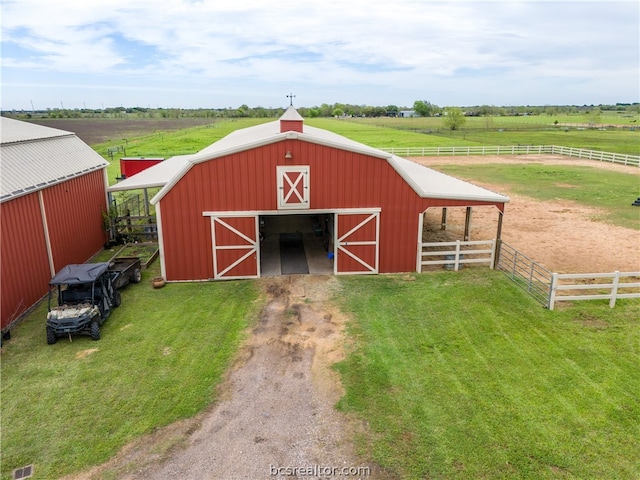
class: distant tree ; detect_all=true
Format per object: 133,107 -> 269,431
443,107 -> 466,130
386,105 -> 399,116
332,108 -> 344,117
413,100 -> 436,117
587,107 -> 602,127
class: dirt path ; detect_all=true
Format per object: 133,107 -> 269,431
65,276 -> 387,480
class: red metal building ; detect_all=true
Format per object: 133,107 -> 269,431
1,118 -> 108,333
119,157 -> 163,179
109,107 -> 508,281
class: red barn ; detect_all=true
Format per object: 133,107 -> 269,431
1,117 -> 108,333
109,107 -> 508,281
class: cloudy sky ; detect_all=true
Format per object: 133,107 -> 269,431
1,0 -> 638,110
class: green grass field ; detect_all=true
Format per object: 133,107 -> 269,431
341,114 -> 640,155
334,271 -> 640,479
0,263 -> 259,480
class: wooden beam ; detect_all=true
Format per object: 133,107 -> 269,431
463,207 -> 472,241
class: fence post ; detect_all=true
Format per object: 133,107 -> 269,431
549,273 -> 558,310
454,240 -> 461,271
610,271 -> 620,308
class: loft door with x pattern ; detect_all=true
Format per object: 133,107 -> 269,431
277,166 -> 309,209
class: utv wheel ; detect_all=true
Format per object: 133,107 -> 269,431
90,321 -> 101,341
132,268 -> 142,283
46,327 -> 57,345
113,290 -> 122,308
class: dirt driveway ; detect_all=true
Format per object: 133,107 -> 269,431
64,155 -> 638,479
65,275 -> 389,480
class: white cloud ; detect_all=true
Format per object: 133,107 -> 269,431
1,0 -> 638,109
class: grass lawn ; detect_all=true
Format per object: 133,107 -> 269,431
334,271 -> 640,479
306,118 -> 480,149
93,118 -> 270,184
344,115 -> 640,155
428,164 -> 640,230
0,262 -> 261,480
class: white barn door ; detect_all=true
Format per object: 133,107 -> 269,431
335,211 -> 379,275
209,215 -> 259,280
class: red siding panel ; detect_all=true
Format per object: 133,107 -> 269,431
159,140 -> 504,280
0,193 -> 51,329
43,170 -> 107,271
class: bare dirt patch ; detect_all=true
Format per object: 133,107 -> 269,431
414,154 -> 640,273
63,275 -> 389,480
23,118 -> 217,145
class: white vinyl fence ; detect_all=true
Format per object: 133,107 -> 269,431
423,240 -> 640,310
377,145 -> 640,167
549,271 -> 640,310
419,239 -> 496,272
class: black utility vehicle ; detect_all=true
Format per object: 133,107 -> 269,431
46,263 -> 121,344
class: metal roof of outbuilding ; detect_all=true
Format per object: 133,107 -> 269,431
1,117 -> 108,202
106,109 -> 509,205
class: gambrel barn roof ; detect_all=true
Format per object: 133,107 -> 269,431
108,107 -> 509,205
0,117 -> 108,202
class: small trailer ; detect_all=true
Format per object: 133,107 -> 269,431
109,256 -> 142,289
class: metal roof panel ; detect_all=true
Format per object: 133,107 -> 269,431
1,122 -> 108,202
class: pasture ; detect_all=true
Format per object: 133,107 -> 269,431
341,113 -> 640,155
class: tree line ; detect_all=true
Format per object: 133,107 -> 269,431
4,101 -> 638,122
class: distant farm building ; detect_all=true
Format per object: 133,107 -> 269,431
110,107 -> 508,281
1,117 -> 108,333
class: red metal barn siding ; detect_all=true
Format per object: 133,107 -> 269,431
159,145 -> 281,280
0,193 -> 51,330
159,139 -> 503,280
42,170 -> 107,271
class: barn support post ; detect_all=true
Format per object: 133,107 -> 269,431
416,211 -> 425,273
493,210 -> 504,269
143,188 -> 150,216
440,208 -> 447,230
463,207 -> 472,241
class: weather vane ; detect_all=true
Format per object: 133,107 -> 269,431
286,93 -> 296,106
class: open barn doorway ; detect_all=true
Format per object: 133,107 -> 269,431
260,214 -> 334,276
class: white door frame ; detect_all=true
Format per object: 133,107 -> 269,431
203,208 -> 380,279
206,213 -> 260,280
277,165 -> 310,209
334,210 -> 380,275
